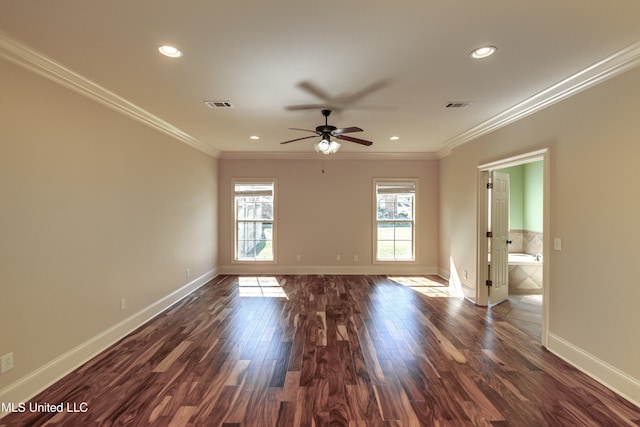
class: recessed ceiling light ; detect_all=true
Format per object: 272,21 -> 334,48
249,136 -> 260,140
470,46 -> 497,59
390,136 -> 400,140
158,45 -> 182,58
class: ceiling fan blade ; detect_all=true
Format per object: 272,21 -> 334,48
332,126 -> 363,135
339,79 -> 390,105
336,134 -> 373,146
280,135 -> 317,144
289,127 -> 318,134
297,81 -> 332,101
285,104 -> 330,111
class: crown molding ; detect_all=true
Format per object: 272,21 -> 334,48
0,31 -> 220,158
219,151 -> 439,161
435,146 -> 452,159
440,40 -> 640,155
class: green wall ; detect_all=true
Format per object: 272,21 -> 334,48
496,160 -> 543,232
496,165 -> 524,230
523,161 -> 543,232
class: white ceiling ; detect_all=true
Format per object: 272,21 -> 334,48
2,1 -> 640,158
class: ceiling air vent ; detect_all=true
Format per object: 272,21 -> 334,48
204,101 -> 234,108
444,101 -> 472,109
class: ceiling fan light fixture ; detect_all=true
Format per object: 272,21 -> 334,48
313,141 -> 324,153
314,139 -> 340,155
158,45 -> 182,58
328,140 -> 341,153
470,46 -> 497,59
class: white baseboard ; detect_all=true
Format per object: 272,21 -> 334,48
546,332 -> 640,407
218,264 -> 440,276
0,269 -> 217,417
437,267 -> 450,280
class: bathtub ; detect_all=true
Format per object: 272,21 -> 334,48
508,253 -> 543,293
508,253 -> 542,265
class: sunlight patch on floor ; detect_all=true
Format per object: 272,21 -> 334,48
388,276 -> 463,298
238,276 -> 288,298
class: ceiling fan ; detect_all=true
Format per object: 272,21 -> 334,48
286,80 -> 389,112
280,109 -> 373,154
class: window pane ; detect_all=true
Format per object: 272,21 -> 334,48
377,223 -> 395,240
255,240 -> 272,259
396,196 -> 413,219
262,222 -> 273,238
253,202 -> 273,220
237,240 -> 253,259
377,196 -> 395,220
394,222 -> 412,240
236,201 -> 252,220
394,241 -> 413,260
237,221 -> 250,242
377,241 -> 395,260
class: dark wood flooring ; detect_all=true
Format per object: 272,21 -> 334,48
493,294 -> 543,339
2,275 -> 639,426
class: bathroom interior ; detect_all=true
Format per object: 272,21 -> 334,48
494,160 -> 544,330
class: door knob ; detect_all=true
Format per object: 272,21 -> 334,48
507,240 -> 513,244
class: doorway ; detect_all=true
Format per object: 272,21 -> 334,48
476,148 -> 550,347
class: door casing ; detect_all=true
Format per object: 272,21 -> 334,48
476,148 -> 550,347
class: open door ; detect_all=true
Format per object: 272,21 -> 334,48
477,148 -> 549,346
490,171 -> 510,305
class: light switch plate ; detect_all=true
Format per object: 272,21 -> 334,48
554,237 -> 562,251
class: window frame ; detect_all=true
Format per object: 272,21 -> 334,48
232,178 -> 277,264
373,178 -> 418,263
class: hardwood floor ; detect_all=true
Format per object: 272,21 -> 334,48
2,275 -> 639,426
492,294 -> 543,339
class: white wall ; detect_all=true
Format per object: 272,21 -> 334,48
439,65 -> 640,403
0,59 -> 218,396
218,158 -> 439,275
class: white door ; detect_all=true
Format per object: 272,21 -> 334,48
490,171 -> 510,305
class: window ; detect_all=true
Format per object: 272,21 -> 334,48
234,180 -> 275,262
375,180 -> 416,261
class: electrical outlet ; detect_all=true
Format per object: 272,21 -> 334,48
296,254 -> 301,262
1,352 -> 14,374
354,255 -> 359,262
336,254 -> 341,261
120,298 -> 126,311
464,270 -> 468,280
186,268 -> 191,278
